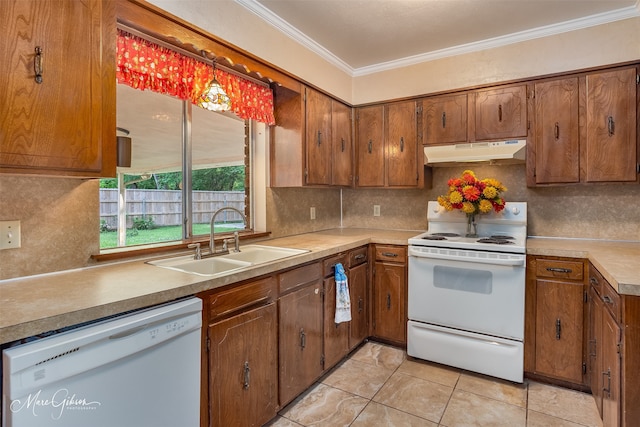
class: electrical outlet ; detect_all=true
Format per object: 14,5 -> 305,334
310,207 -> 316,220
373,205 -> 381,217
0,220 -> 21,250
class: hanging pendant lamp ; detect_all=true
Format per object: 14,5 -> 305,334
198,52 -> 231,112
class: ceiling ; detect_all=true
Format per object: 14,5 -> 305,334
239,0 -> 640,75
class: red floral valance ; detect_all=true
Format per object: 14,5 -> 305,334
116,30 -> 276,125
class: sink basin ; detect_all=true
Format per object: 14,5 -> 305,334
223,245 -> 309,264
147,245 -> 308,276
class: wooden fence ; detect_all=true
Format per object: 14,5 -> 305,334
100,189 -> 245,228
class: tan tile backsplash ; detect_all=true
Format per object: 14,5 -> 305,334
2,164 -> 639,279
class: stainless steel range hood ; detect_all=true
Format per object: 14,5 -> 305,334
424,139 -> 526,166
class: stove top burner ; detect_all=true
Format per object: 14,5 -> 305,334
477,238 -> 515,245
422,232 -> 461,241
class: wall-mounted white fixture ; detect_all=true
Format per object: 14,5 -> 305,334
0,220 -> 21,250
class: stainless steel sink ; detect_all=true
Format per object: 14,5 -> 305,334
147,245 -> 309,276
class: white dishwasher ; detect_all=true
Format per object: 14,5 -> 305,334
2,297 -> 202,427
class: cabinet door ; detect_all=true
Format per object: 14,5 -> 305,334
585,67 -> 638,183
356,105 -> 384,187
373,261 -> 406,344
209,303 -> 278,427
386,101 -> 419,187
533,78 -> 580,184
535,279 -> 584,383
474,85 -> 527,140
589,286 -> 604,416
323,276 -> 350,370
0,0 -> 115,177
423,93 -> 468,145
305,88 -> 332,185
349,262 -> 368,350
331,100 -> 353,186
601,309 -> 621,427
279,282 -> 324,405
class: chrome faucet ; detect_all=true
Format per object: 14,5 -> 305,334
209,207 -> 247,255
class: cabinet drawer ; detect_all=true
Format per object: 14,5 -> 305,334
536,259 -> 584,281
589,264 -> 605,295
375,245 -> 406,262
206,277 -> 276,321
600,278 -> 621,323
349,246 -> 368,268
278,262 -> 322,294
323,254 -> 348,278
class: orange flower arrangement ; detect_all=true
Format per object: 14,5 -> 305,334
437,170 -> 507,215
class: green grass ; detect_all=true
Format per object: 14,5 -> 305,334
100,224 -> 242,249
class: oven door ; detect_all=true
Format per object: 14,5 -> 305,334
408,245 -> 525,340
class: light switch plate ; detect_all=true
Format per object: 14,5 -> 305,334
310,207 -> 316,220
373,205 -> 381,217
0,220 -> 21,250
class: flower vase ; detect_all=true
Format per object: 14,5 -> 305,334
466,213 -> 478,238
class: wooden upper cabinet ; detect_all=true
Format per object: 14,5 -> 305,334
532,77 -> 580,184
305,88 -> 332,185
0,0 -> 116,177
356,105 -> 385,187
474,85 -> 528,141
355,101 -> 421,188
423,93 -> 468,145
584,66 -> 638,183
387,101 -> 419,187
331,100 -> 353,186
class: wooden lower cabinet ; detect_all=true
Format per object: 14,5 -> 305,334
278,280 -> 324,406
323,274 -> 350,369
372,245 -> 407,345
349,261 -> 368,350
208,303 -> 278,427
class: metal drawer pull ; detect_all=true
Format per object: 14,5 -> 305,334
300,328 -> 306,349
554,122 -> 560,140
34,46 -> 43,84
400,137 -> 404,152
556,319 -> 562,340
341,138 -> 345,152
590,277 -> 599,285
603,295 -> 613,304
546,267 -> 572,273
607,116 -> 615,136
442,111 -> 446,128
386,293 -> 391,310
498,104 -> 503,122
243,361 -> 250,389
382,252 -> 398,257
317,130 -> 322,146
354,254 -> 365,260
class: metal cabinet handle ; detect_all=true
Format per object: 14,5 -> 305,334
546,267 -> 572,274
607,116 -> 615,136
381,252 -> 398,257
590,277 -> 599,285
554,122 -> 560,140
442,111 -> 446,128
354,254 -> 365,260
300,328 -> 306,349
556,319 -> 562,340
341,138 -> 345,152
358,297 -> 363,313
602,369 -> 611,395
603,295 -> 613,304
368,139 -> 372,153
317,130 -> 322,146
400,137 -> 404,152
386,293 -> 391,310
243,361 -> 250,389
498,104 -> 503,122
34,46 -> 43,84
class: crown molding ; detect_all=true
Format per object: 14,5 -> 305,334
235,0 -> 640,78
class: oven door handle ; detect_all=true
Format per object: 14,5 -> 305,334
408,246 -> 525,266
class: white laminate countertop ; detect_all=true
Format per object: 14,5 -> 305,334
1,229 -> 638,346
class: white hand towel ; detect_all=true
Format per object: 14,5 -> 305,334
334,263 -> 351,323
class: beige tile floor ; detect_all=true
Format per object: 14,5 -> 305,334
266,341 -> 603,427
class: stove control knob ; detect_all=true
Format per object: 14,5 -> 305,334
511,207 -> 520,215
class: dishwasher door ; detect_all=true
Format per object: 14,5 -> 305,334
2,297 -> 202,427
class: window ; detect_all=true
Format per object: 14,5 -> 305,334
99,84 -> 251,250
